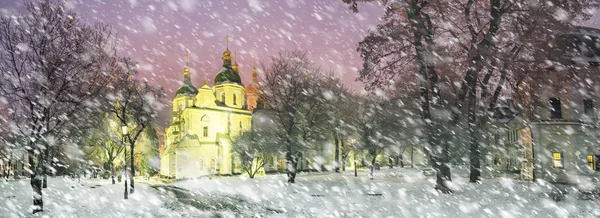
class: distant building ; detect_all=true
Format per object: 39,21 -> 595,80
160,42 -> 257,179
506,26 -> 600,184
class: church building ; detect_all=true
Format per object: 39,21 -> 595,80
160,42 -> 258,179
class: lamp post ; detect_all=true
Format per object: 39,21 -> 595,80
122,124 -> 128,200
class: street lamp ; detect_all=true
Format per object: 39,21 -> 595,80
122,124 -> 128,200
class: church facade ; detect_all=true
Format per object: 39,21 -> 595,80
160,45 -> 258,179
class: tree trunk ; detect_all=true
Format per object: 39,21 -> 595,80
334,132 -> 340,173
341,140 -> 346,171
354,151 -> 358,177
399,155 -> 404,168
410,145 -> 414,168
42,174 -> 47,189
369,155 -> 376,180
30,150 -> 43,213
467,70 -> 481,183
5,156 -> 11,179
286,151 -> 296,183
130,142 -> 135,194
111,162 -> 115,184
249,160 -> 256,179
42,148 -> 50,188
428,120 -> 453,194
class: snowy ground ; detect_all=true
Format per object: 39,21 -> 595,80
1,176 -> 175,218
2,168 -> 600,217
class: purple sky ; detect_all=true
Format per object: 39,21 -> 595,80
1,0 -> 599,124
1,0 -> 384,93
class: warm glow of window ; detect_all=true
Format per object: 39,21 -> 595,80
552,152 -> 563,168
588,155 -> 596,171
203,126 -> 208,137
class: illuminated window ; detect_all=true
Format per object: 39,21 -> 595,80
588,155 -> 596,171
233,94 -> 237,105
552,152 -> 563,168
203,126 -> 208,137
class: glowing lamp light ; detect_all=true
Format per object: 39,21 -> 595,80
121,125 -> 128,136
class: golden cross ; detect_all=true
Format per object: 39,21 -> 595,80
225,35 -> 229,50
185,52 -> 189,66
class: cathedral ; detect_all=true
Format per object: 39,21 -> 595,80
160,41 -> 259,179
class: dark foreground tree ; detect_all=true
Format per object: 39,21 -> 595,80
259,51 -> 328,183
0,1 -> 118,213
344,0 -> 599,190
112,58 -> 164,194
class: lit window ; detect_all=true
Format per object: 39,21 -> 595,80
203,126 -> 208,137
552,152 -> 563,168
588,155 -> 596,171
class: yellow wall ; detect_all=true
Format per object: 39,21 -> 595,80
160,82 -> 252,178
214,84 -> 246,109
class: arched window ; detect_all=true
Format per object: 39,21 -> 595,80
233,94 -> 237,105
201,115 -> 210,138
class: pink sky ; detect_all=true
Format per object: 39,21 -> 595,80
1,0 -> 598,124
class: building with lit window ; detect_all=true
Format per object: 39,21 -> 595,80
160,42 -> 258,179
506,26 -> 600,184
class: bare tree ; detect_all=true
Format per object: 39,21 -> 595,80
344,0 -> 599,190
111,58 -> 164,194
320,75 -> 352,173
0,1 -> 119,212
351,94 -> 400,179
232,128 -> 281,178
259,50 -> 328,183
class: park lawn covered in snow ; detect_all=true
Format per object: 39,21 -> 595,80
171,167 -> 600,217
2,168 -> 600,217
1,177 -> 174,218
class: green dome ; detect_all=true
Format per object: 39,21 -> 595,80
176,84 -> 198,96
214,66 -> 243,86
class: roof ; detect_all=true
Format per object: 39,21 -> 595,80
214,66 -> 243,86
176,84 -> 198,96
